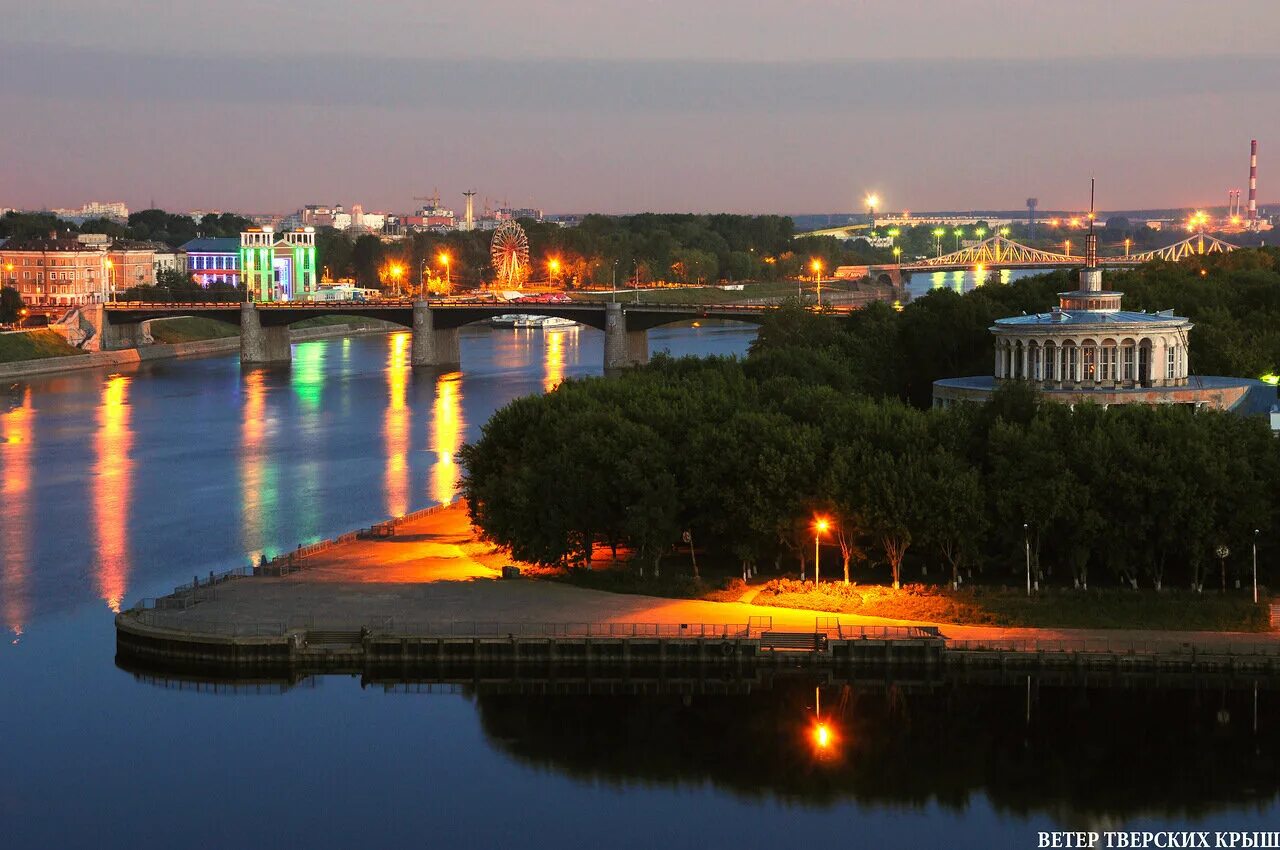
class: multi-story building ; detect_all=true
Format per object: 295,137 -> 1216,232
106,241 -> 158,290
50,201 -> 129,223
180,227 -> 317,301
0,234 -> 112,310
151,245 -> 187,279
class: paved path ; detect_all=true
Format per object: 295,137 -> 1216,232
170,503 -> 1279,650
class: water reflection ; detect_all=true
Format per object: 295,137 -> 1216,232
906,268 -> 1043,300
293,343 -> 327,543
543,326 -> 579,392
472,674 -> 1278,820
385,332 -> 410,518
430,371 -> 464,504
1,387 -> 33,639
93,375 -> 133,612
240,369 -> 278,562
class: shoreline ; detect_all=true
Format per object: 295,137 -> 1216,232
0,323 -> 392,380
114,501 -> 1280,677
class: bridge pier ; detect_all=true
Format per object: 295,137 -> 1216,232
81,303 -> 152,351
411,301 -> 461,368
604,303 -> 648,374
240,303 -> 292,365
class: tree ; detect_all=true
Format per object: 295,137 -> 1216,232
0,286 -> 24,323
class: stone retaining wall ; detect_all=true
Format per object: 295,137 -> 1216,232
0,324 -> 388,380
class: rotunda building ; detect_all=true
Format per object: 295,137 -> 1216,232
932,234 -> 1275,415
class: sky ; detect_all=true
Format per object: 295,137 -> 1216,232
2,0 -> 1278,215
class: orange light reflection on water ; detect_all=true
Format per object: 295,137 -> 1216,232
430,371 -> 464,505
543,326 -> 578,393
385,332 -> 410,517
240,369 -> 276,563
93,375 -> 133,613
1,388 -> 33,639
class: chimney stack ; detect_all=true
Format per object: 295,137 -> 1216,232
1248,140 -> 1258,223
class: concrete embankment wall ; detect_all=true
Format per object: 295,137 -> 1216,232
0,324 -> 389,380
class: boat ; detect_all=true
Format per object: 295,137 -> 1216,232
500,315 -> 578,329
489,314 -> 521,327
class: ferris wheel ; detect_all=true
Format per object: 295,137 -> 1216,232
490,220 -> 530,288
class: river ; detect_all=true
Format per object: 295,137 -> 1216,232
1,323 -> 1276,849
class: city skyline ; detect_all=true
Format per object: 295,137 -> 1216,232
2,0 -> 1278,214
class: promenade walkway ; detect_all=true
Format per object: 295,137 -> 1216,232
170,503 -> 1278,653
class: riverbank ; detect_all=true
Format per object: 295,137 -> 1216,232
0,320 -> 391,380
115,501 -> 1280,674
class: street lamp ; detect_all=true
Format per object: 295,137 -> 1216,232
548,257 -> 561,286
1064,239 -> 1072,257
438,251 -> 451,291
104,258 -> 115,302
814,517 -> 829,585
810,258 -> 823,307
1253,529 -> 1260,604
953,228 -> 963,250
974,227 -> 987,240
932,227 -> 945,258
1124,238 -> 1132,257
865,193 -> 879,228
1023,523 -> 1031,597
999,227 -> 1010,238
893,246 -> 902,266
17,307 -> 28,328
387,263 -> 405,296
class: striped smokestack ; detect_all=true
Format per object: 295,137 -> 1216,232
1248,139 -> 1258,222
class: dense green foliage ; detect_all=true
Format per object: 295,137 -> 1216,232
0,209 -> 253,248
462,254 -> 1280,595
0,286 -> 24,323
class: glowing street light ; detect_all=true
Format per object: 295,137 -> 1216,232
387,262 -> 405,295
953,228 -> 964,250
547,257 -> 561,284
810,258 -> 824,307
932,227 -> 945,258
999,227 -> 1010,238
893,246 -> 902,265
865,193 -> 879,228
974,227 -> 987,240
813,516 -> 829,584
438,251 -> 451,289
1124,238 -> 1132,257
1064,239 -> 1072,257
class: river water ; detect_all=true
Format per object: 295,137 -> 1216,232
1,324 -> 1276,849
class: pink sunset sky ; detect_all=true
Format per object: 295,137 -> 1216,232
2,0 -> 1277,215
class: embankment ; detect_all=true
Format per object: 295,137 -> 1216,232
0,322 -> 391,380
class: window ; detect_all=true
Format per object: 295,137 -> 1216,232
1066,345 -> 1078,379
1167,346 -> 1176,379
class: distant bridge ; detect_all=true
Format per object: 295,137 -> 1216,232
88,299 -> 850,370
837,233 -> 1241,284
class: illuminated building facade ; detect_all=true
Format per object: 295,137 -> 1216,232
0,235 -> 112,309
181,227 -> 317,301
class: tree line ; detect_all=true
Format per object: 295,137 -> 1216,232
461,256 -> 1280,592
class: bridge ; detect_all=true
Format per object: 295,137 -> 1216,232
836,233 -> 1240,285
86,299 -> 814,371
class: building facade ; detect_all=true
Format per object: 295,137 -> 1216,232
0,235 -> 112,309
933,232 -> 1274,414
181,227 -> 316,300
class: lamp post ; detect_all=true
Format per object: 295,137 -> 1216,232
438,252 -> 451,292
612,260 -> 618,303
933,227 -> 945,258
893,246 -> 902,266
1023,523 -> 1031,597
104,258 -> 115,303
17,307 -> 28,329
814,517 -> 829,585
1124,237 -> 1132,257
865,194 -> 879,230
548,257 -> 560,287
953,228 -> 963,251
1064,239 -> 1072,258
1253,529 -> 1260,604
810,258 -> 823,307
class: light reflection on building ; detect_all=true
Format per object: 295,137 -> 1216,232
430,371 -> 464,504
385,332 -> 410,517
240,369 -> 278,563
1,387 -> 33,640
93,375 -> 133,613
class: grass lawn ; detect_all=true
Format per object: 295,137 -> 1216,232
147,317 -> 239,344
749,580 -> 1272,632
291,315 -> 389,330
0,329 -> 82,362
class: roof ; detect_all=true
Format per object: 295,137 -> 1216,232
180,237 -> 239,253
1,235 -> 100,252
994,309 -> 1190,328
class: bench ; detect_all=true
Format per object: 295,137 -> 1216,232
759,631 -> 825,653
